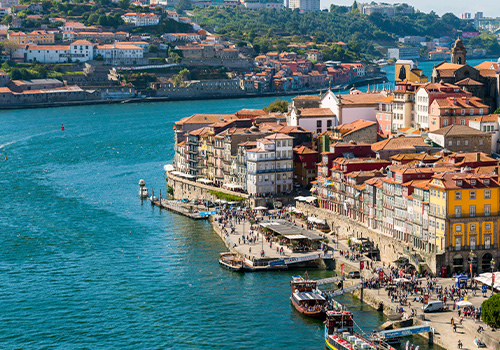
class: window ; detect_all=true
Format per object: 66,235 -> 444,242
316,120 -> 322,127
470,236 -> 476,250
327,120 -> 332,128
455,191 -> 461,200
470,191 -> 476,200
480,140 -> 484,145
470,205 -> 476,217
456,224 -> 462,232
485,204 -> 491,216
465,140 -> 469,146
461,119 -> 465,125
485,235 -> 491,249
485,223 -> 492,231
471,179 -> 476,186
457,140 -> 461,146
461,109 -> 465,115
455,237 -> 462,251
448,141 -> 453,146
485,190 -> 491,199
455,206 -> 461,217
317,129 -> 321,134
470,224 -> 476,231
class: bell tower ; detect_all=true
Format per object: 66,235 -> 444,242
451,36 -> 467,65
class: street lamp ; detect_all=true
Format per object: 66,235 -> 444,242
491,258 -> 496,296
469,250 -> 477,288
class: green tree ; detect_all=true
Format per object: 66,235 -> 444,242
264,99 -> 289,113
148,44 -> 159,53
3,40 -> 17,60
9,67 -> 22,80
495,107 -> 500,114
118,0 -> 130,10
482,294 -> 500,328
98,14 -> 108,26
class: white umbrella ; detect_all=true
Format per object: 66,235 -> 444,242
394,278 -> 410,283
254,206 -> 267,210
294,196 -> 307,201
456,300 -> 473,307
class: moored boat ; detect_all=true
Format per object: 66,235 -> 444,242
325,311 -> 396,350
290,276 -> 327,319
219,252 -> 245,272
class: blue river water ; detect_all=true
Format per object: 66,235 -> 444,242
1,59 -> 488,348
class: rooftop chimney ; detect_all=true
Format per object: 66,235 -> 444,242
476,152 -> 480,162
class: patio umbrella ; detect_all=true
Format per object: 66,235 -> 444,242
456,300 -> 473,307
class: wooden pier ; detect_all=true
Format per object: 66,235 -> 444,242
150,198 -> 209,220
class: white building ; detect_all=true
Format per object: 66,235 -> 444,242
95,43 -> 144,64
121,12 -> 160,27
287,107 -> 337,136
320,90 -> 386,125
25,40 -> 94,63
246,134 -> 294,195
62,21 -> 85,32
286,0 -> 319,11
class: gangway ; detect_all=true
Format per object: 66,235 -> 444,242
323,283 -> 363,297
315,276 -> 342,286
375,325 -> 433,339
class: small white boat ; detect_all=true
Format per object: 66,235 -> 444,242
139,187 -> 149,198
149,195 -> 158,202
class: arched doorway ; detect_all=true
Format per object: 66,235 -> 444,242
453,254 -> 464,273
482,253 -> 493,272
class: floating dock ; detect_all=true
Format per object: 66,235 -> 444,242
150,198 -> 211,220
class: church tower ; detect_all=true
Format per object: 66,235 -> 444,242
451,36 -> 467,65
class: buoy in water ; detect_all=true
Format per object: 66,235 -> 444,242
61,124 -> 65,131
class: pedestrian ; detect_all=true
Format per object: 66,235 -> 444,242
457,340 -> 462,349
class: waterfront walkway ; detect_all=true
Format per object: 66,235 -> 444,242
325,234 -> 500,350
212,213 -> 329,264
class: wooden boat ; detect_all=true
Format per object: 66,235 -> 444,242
219,252 -> 245,272
290,276 -> 327,319
325,311 -> 396,350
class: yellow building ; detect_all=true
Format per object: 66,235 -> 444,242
395,61 -> 428,83
7,30 -> 55,45
429,172 -> 499,273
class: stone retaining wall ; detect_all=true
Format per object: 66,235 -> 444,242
296,202 -> 438,273
168,173 -> 249,203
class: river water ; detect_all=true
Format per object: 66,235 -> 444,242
1,59 -> 485,348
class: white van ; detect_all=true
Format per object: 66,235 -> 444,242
422,301 -> 444,313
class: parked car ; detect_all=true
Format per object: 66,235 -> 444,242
422,301 -> 444,313
347,271 -> 360,279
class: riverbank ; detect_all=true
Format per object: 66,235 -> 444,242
0,75 -> 387,110
324,232 -> 500,350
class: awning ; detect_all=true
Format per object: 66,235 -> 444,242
293,291 -> 326,301
179,172 -> 195,179
223,183 -> 242,189
197,178 -> 213,184
284,234 -> 308,240
295,196 -> 307,201
164,164 -> 174,172
305,196 -> 317,203
308,217 -> 325,224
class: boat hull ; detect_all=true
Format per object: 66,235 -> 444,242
218,258 -> 245,272
290,296 -> 326,319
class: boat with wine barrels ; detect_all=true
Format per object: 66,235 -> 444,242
290,275 -> 327,319
325,311 -> 396,350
